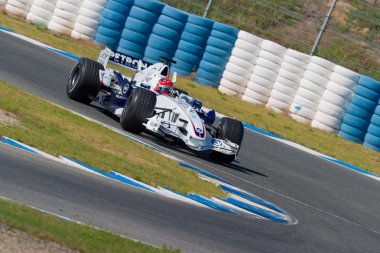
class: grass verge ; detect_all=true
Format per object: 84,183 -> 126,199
0,198 -> 178,253
0,11 -> 379,174
0,81 -> 225,199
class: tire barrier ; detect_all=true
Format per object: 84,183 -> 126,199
94,0 -> 134,50
218,30 -> 262,97
0,0 -> 6,7
194,22 -> 239,88
171,14 -> 213,76
26,0 -> 57,27
289,56 -> 335,124
117,0 -> 165,59
339,76 -> 380,143
48,0 -> 83,35
266,49 -> 310,113
310,65 -> 360,133
364,102 -> 380,152
5,0 -> 32,18
71,0 -> 107,40
143,5 -> 188,64
242,40 -> 287,105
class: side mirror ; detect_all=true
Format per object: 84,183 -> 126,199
172,72 -> 177,83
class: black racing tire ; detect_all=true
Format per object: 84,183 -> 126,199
209,117 -> 244,163
66,58 -> 104,104
120,87 -> 157,134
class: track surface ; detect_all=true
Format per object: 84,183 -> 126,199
0,32 -> 379,252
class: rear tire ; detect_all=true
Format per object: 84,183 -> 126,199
120,87 -> 157,134
66,58 -> 104,104
209,117 -> 244,163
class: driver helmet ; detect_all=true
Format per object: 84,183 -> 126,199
155,77 -> 173,95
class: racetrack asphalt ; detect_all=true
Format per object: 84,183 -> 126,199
0,31 -> 380,253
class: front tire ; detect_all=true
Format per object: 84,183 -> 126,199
120,88 -> 157,134
209,117 -> 244,163
66,58 -> 104,104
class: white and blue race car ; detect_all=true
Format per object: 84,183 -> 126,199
66,48 -> 244,163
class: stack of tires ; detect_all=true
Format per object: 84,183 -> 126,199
311,66 -> 360,133
71,0 -> 107,40
94,0 -> 133,50
289,56 -> 335,124
218,31 -> 262,97
117,0 -> 164,59
339,76 -> 380,143
194,22 -> 239,88
364,99 -> 380,152
143,5 -> 188,63
266,49 -> 310,113
171,14 -> 213,76
48,0 -> 83,35
26,0 -> 57,27
242,40 -> 287,105
5,0 -> 32,18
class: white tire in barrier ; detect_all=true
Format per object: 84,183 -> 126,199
55,1 -> 77,12
293,95 -> 319,110
51,15 -> 74,28
231,48 -> 257,63
73,23 -> 96,36
317,100 -> 346,118
71,30 -> 92,40
75,15 -> 98,28
253,66 -> 277,82
0,0 -> 6,6
225,63 -> 251,79
7,0 -> 31,11
32,0 -> 56,12
329,72 -> 357,89
246,81 -> 272,96
299,79 -> 325,95
266,97 -> 288,113
5,3 -> 28,17
228,56 -> 254,70
283,55 -> 308,70
261,40 -> 287,55
272,81 -> 297,96
234,39 -> 261,55
244,88 -> 269,103
259,50 -> 283,65
47,21 -> 72,34
310,56 -> 335,71
321,89 -> 348,107
313,111 -> 342,129
238,30 -> 264,46
281,62 -> 304,76
28,5 -> 53,20
326,81 -> 353,98
255,57 -> 280,71
278,68 -> 301,83
249,74 -> 274,88
275,76 -> 299,90
333,65 -> 360,81
220,78 -> 246,93
289,103 -> 315,119
311,120 -> 339,133
270,89 -> 293,104
26,12 -> 49,26
218,85 -> 239,97
289,113 -> 312,124
303,70 -> 329,87
286,49 -> 311,63
81,0 -> 105,13
222,71 -> 249,86
307,62 -> 332,78
297,87 -> 321,102
78,7 -> 99,20
242,95 -> 265,106
53,7 -> 76,21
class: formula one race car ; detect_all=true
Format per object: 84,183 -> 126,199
66,48 -> 244,163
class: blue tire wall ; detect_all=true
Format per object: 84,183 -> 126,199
194,22 -> 239,87
339,76 -> 380,144
117,0 -> 165,59
143,5 -> 188,64
171,14 -> 214,76
364,94 -> 380,152
94,0 -> 134,50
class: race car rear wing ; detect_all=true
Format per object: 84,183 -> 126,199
97,47 -> 152,72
